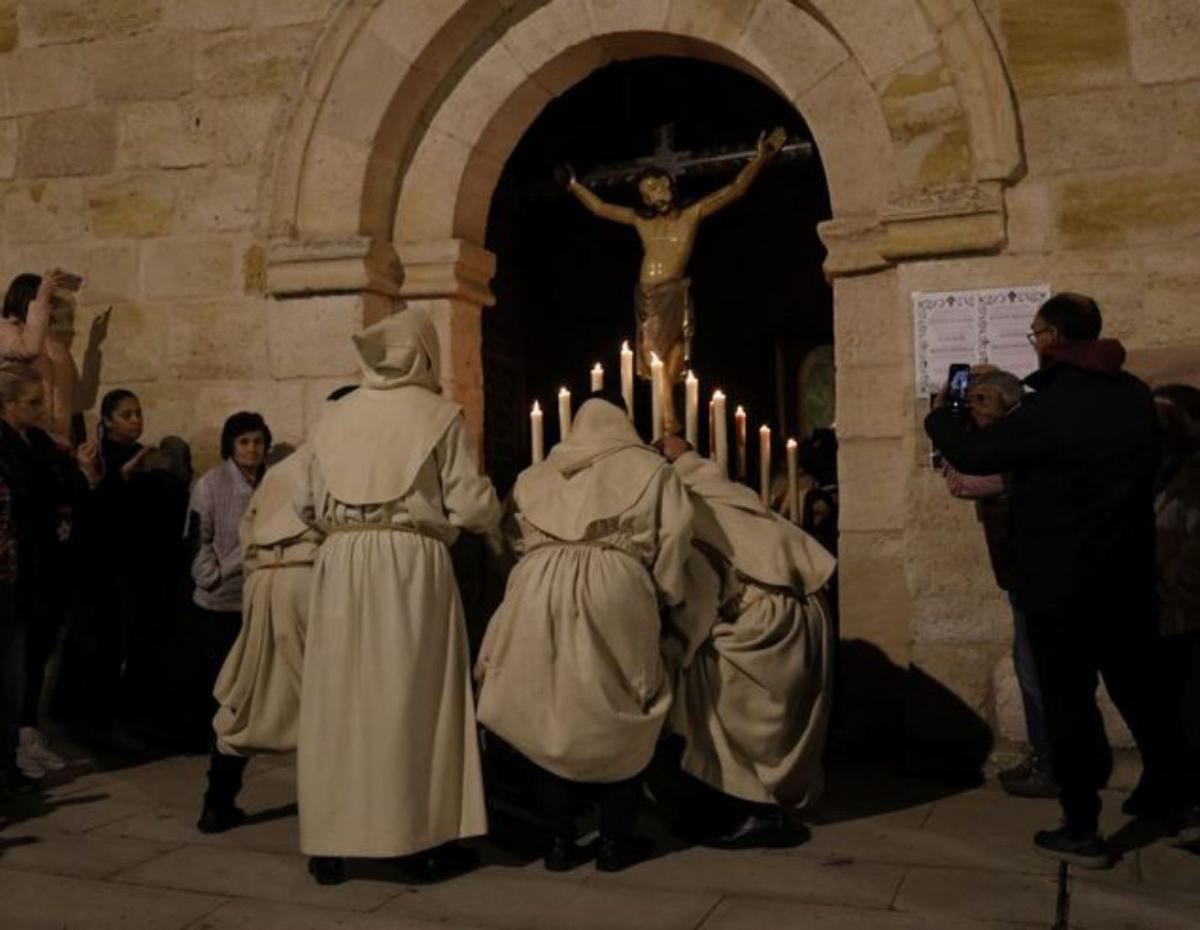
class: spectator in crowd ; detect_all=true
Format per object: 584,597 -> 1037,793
0,363 -> 98,780
939,369 -> 1055,799
1,271 -> 82,444
925,292 -> 1199,868
0,432 -> 24,798
186,413 -> 269,786
1149,384 -> 1200,762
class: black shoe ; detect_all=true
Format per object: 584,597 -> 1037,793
1033,826 -> 1112,869
544,835 -> 588,872
308,856 -> 347,885
596,835 -> 653,873
999,759 -> 1058,799
703,809 -> 799,849
196,804 -> 246,834
398,842 -> 479,882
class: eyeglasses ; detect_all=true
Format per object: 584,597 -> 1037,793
1026,326 -> 1053,346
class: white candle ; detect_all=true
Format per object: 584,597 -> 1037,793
708,398 -> 716,459
734,405 -> 748,481
712,390 -> 728,475
620,341 -> 634,421
650,352 -> 664,441
531,401 -> 544,464
685,371 -> 699,448
558,387 -> 571,440
786,438 -> 798,521
591,363 -> 604,392
759,425 -> 771,506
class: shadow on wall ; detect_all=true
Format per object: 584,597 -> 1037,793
832,639 -> 994,804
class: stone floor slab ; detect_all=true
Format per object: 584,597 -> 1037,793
0,829 -> 177,879
0,868 -> 225,929
893,865 -> 1060,925
111,844 -> 400,912
1071,874 -> 1200,930
698,895 -> 1045,929
585,843 -> 905,909
97,803 -> 301,854
0,790 -> 146,835
189,897 -> 494,930
377,867 -> 719,930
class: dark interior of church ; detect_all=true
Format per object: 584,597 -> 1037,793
483,56 -> 833,494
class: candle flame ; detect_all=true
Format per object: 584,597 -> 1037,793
685,369 -> 697,382
592,363 -> 602,371
712,389 -> 725,400
735,404 -> 745,416
787,438 -> 798,449
650,351 -> 661,364
621,340 -> 631,353
532,401 -> 541,414
760,424 -> 771,434
558,386 -> 569,397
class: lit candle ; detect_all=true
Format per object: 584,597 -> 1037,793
591,362 -> 604,392
734,405 -> 748,481
712,390 -> 728,475
685,371 -> 699,449
759,425 -> 771,506
620,341 -> 634,421
650,352 -> 664,441
558,387 -> 571,440
786,438 -> 798,521
531,401 -> 544,464
708,398 -> 716,459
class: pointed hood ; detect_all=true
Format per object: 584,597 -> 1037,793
673,451 -> 835,595
312,310 -> 461,504
514,398 -> 665,540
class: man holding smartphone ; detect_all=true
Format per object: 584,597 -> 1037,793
925,292 -> 1199,869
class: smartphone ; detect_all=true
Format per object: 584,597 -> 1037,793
946,363 -> 971,413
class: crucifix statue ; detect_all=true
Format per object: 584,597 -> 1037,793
564,124 -> 806,435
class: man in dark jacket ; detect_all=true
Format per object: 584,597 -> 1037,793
925,293 -> 1199,868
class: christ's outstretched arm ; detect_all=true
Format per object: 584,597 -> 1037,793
566,166 -> 639,225
696,126 -> 786,219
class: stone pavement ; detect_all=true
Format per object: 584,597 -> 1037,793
1,751 -> 1198,930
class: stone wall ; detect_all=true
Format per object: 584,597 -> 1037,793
0,0 -> 355,463
2,0 -> 1198,761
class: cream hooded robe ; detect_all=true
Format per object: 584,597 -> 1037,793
212,448 -> 321,757
295,310 -> 501,858
668,451 -> 836,808
476,399 -> 693,783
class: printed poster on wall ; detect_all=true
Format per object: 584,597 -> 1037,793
912,284 -> 1050,397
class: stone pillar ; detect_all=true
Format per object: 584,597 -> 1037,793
396,239 -> 497,459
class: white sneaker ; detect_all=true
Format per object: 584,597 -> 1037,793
18,727 -> 67,771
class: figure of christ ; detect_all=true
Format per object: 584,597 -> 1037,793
566,126 -> 787,434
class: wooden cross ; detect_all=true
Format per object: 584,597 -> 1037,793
580,123 -> 814,188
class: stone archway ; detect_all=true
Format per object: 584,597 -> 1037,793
264,0 -> 1026,736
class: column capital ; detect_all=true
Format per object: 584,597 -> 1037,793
397,238 -> 497,308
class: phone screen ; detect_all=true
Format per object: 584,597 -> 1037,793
947,364 -> 970,412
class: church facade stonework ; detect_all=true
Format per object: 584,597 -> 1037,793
3,0 -> 1198,758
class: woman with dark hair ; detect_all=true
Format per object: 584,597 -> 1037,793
186,412 -> 269,818
1,270 -> 81,444
0,363 -> 97,779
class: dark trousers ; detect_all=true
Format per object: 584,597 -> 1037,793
21,601 -> 62,729
187,604 -> 241,748
1009,593 -> 1052,769
0,595 -> 25,773
533,763 -> 643,842
1026,603 -> 1197,835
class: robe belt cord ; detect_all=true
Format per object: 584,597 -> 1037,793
325,522 -> 447,544
255,559 -> 314,570
524,538 -> 645,568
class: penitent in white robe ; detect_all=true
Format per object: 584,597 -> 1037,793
295,311 -> 502,858
668,451 -> 836,809
477,400 -> 693,784
212,449 -> 321,757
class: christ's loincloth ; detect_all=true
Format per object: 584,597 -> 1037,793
634,278 -> 693,380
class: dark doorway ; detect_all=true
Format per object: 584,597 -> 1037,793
483,56 -> 832,494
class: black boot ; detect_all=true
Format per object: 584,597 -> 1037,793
595,835 -> 653,872
1033,826 -> 1111,869
704,807 -> 800,849
544,835 -> 587,872
196,751 -> 248,833
398,842 -> 479,882
308,856 -> 347,885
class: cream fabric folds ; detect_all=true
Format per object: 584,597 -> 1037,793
668,451 -> 835,808
477,399 -> 693,783
213,449 -> 320,757
296,310 -> 502,858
